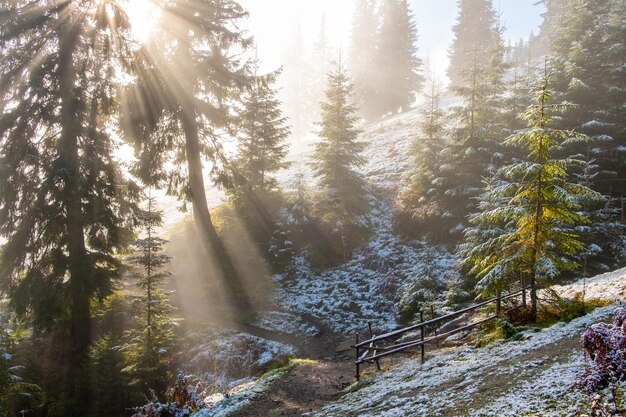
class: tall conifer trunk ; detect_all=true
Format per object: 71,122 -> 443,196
181,104 -> 251,310
58,8 -> 91,358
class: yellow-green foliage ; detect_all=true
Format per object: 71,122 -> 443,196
538,292 -> 611,324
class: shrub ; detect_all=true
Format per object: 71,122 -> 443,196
475,318 -> 518,347
577,307 -> 626,392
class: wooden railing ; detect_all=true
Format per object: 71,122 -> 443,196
352,288 -> 529,380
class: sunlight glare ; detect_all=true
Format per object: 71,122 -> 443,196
122,0 -> 161,43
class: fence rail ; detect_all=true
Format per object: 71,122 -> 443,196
352,287 -> 529,380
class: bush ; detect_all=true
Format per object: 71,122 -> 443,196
577,307 -> 626,392
474,318 -> 518,347
131,374 -> 201,417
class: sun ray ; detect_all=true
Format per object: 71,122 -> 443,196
120,0 -> 161,43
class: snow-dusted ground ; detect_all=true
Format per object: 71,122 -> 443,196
181,327 -> 296,391
274,192 -> 456,335
195,360 -> 299,417
312,267 -> 626,417
252,311 -> 320,337
552,267 -> 626,302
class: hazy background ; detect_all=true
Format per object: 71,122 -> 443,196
239,0 -> 546,85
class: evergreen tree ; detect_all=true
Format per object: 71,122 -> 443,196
548,0 -> 626,200
0,2 -> 139,411
280,21 -> 310,143
572,152 -> 626,275
447,0 -> 499,88
348,0 -> 378,120
423,39 -> 508,239
307,13 -> 331,125
373,0 -> 423,118
311,60 -> 368,229
227,59 -> 291,245
399,75 -> 448,236
232,63 -> 290,195
461,70 -> 600,319
286,169 -> 313,228
89,334 -> 127,417
121,0 -> 253,307
124,193 -> 175,398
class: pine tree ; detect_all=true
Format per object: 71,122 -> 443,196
572,151 -> 626,275
227,59 -> 291,245
121,0 -> 253,307
232,63 -> 290,195
447,0 -> 499,88
428,39 -> 508,238
373,0 -> 423,118
399,75 -> 448,236
307,13 -> 331,125
548,0 -> 626,200
461,69 -> 601,319
311,60 -> 368,229
0,2 -> 139,411
287,169 -> 312,228
280,21 -> 311,144
124,193 -> 175,398
349,0 -> 378,120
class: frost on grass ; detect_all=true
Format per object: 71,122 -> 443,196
316,305 -> 621,417
180,327 -> 295,395
552,267 -> 626,301
195,361 -> 296,417
274,192 -> 456,335
252,311 -> 320,337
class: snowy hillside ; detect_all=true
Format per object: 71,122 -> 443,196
314,267 -> 626,417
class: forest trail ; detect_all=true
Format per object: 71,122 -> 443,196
229,358 -> 354,417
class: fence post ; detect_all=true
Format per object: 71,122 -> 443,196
420,310 -> 425,363
368,322 -> 381,371
355,333 -> 360,381
431,305 -> 439,348
521,272 -> 527,307
496,291 -> 501,316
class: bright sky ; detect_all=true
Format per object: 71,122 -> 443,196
238,0 -> 546,84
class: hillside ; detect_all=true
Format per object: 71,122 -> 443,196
201,267 -> 626,417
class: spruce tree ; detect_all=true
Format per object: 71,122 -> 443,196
447,0 -> 499,88
286,169 -> 313,228
572,152 -> 626,275
424,39 -> 508,238
228,59 -> 291,245
349,0 -> 379,120
124,192 -> 175,398
0,2 -> 139,411
232,63 -> 290,195
311,60 -> 368,229
548,0 -> 626,200
399,75 -> 448,236
461,69 -> 601,319
373,0 -> 423,118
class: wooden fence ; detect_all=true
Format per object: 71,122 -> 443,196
352,288 -> 529,380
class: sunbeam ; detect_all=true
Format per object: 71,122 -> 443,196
120,0 -> 161,43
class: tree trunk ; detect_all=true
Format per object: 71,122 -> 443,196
180,106 -> 251,310
58,8 -> 91,360
58,8 -> 93,413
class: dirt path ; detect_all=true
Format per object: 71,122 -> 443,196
229,359 -> 353,417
